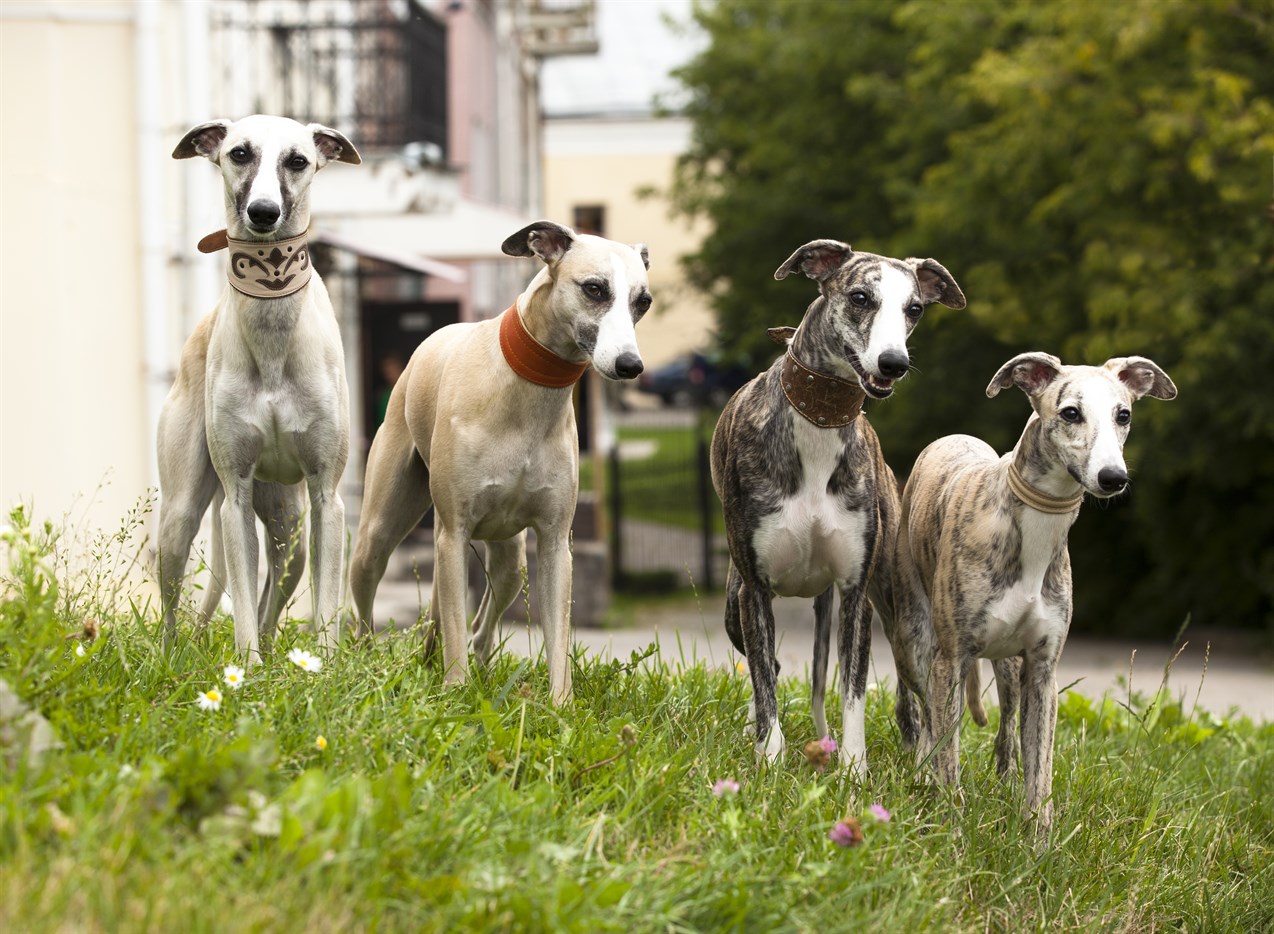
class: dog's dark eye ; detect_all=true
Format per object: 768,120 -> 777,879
581,282 -> 607,300
906,303 -> 924,320
287,155 -> 309,171
1060,406 -> 1082,423
1115,409 -> 1132,426
635,294 -> 652,314
228,146 -> 251,164
850,291 -> 869,307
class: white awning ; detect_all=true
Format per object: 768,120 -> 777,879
310,227 -> 468,283
318,199 -> 539,263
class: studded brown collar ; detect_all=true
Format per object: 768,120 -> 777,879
198,228 -> 312,299
767,328 -> 865,428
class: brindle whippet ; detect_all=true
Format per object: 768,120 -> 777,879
711,240 -> 965,772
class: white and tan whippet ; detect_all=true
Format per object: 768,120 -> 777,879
349,221 -> 651,704
157,114 -> 360,663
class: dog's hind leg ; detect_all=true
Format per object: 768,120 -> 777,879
723,562 -> 746,657
991,656 -> 1022,777
811,586 -> 833,741
157,428 -> 219,648
194,488 -> 225,630
836,584 -> 873,777
472,534 -> 528,665
349,434 -> 432,638
255,481 -> 307,653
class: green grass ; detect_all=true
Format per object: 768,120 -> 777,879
2,505 -> 1272,932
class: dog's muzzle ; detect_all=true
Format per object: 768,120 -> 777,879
847,352 -> 896,399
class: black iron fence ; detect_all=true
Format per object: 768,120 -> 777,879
606,407 -> 728,594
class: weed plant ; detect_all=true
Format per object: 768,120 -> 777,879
1,504 -> 1270,932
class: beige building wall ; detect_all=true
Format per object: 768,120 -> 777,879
543,116 -> 713,369
0,4 -> 150,537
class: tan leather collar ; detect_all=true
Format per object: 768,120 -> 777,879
499,304 -> 589,388
199,228 -> 312,299
1007,459 -> 1083,514
777,346 -> 864,428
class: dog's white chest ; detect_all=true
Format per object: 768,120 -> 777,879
752,422 -> 868,598
980,511 -> 1069,659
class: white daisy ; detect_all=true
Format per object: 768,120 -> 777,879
74,643 -> 86,658
286,648 -> 323,673
223,665 -> 246,690
196,688 -> 222,711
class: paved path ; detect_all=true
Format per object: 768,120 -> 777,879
373,581 -> 1273,721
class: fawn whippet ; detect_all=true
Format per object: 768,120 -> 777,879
885,352 -> 1176,835
711,240 -> 965,772
349,221 -> 650,704
157,115 -> 360,663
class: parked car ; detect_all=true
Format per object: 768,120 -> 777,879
635,352 -> 751,408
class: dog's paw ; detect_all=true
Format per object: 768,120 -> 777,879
754,722 -> 786,764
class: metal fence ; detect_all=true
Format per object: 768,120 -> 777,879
210,0 -> 448,154
606,407 -> 728,594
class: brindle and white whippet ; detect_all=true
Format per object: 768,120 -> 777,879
711,240 -> 965,772
885,351 -> 1176,836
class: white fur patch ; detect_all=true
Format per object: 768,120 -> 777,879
981,508 -> 1070,659
590,253 -> 642,377
840,694 -> 867,777
863,264 -> 913,375
752,419 -> 868,597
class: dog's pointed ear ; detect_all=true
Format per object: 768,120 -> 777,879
907,257 -> 966,309
502,221 -> 577,264
1104,356 -> 1178,401
173,120 -> 231,162
774,240 -> 853,282
986,352 -> 1064,398
309,124 -> 361,167
632,243 -> 650,270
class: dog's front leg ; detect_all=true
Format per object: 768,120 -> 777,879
991,656 -> 1023,777
308,481 -> 346,651
811,587 -> 834,741
218,475 -> 262,663
739,577 -> 783,762
537,526 -> 574,705
836,584 -> 872,777
433,520 -> 470,686
1019,652 -> 1058,838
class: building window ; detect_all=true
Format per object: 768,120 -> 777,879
573,205 -> 605,236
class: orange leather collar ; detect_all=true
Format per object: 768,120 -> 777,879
499,304 -> 588,388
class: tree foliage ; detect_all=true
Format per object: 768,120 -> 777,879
670,0 -> 1274,636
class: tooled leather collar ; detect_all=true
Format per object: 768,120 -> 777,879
199,228 -> 312,299
768,326 -> 864,428
499,303 -> 589,388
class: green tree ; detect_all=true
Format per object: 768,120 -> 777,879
671,0 -> 1274,636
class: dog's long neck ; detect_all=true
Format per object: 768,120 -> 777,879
789,301 -> 861,385
517,273 -> 588,367
1010,417 -> 1084,506
223,218 -> 314,378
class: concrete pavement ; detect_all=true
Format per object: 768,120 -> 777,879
372,580 -> 1273,721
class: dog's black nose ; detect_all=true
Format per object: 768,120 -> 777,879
247,200 -> 281,227
876,350 -> 910,380
1097,466 -> 1129,493
614,352 -> 644,380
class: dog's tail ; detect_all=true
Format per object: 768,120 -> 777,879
964,662 -> 988,728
